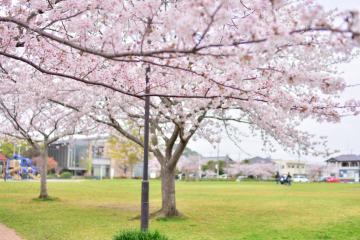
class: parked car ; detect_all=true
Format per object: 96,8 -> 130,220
217,174 -> 228,179
236,176 -> 247,182
293,175 -> 309,183
316,176 -> 328,182
325,176 -> 340,183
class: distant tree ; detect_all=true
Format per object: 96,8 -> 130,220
201,160 -> 226,175
47,157 -> 58,172
182,148 -> 202,158
229,163 -> 276,180
32,156 -> 58,173
0,140 -> 29,158
177,154 -> 202,180
106,135 -> 142,177
307,164 -> 330,180
84,157 -> 93,177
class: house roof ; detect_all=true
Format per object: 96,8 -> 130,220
201,155 -> 234,163
246,156 -> 272,164
326,154 -> 360,162
272,159 -> 306,164
51,134 -> 110,145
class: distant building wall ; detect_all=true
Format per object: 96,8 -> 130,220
273,160 -> 307,176
49,136 -> 142,178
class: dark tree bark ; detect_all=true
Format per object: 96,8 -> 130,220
97,97 -> 206,217
160,165 -> 178,217
156,137 -> 188,217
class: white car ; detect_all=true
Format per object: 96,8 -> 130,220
236,176 -> 247,182
292,175 -> 309,183
217,174 -> 228,179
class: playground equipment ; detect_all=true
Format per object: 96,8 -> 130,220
5,154 -> 39,180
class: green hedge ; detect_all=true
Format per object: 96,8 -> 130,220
47,173 -> 58,179
59,171 -> 72,179
113,230 -> 168,240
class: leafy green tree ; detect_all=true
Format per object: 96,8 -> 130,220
0,140 -> 29,157
106,135 -> 142,177
201,160 -> 226,175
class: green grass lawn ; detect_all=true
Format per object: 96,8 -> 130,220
0,180 -> 360,240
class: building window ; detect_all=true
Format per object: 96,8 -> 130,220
93,146 -> 105,158
342,162 -> 349,167
340,170 -> 347,178
350,162 -> 358,167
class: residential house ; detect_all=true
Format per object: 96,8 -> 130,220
326,154 -> 360,182
200,155 -> 235,166
245,156 -> 272,164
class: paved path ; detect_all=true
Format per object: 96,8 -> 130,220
0,224 -> 23,240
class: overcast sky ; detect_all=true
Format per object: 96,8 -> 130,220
189,0 -> 360,163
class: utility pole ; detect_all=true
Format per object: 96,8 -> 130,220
141,66 -> 151,231
216,141 -> 220,178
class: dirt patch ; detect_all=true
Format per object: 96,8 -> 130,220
0,224 -> 23,240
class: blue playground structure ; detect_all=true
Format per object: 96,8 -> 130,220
5,154 -> 39,180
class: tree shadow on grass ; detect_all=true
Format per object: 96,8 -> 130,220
32,196 -> 60,202
129,209 -> 187,222
155,215 -> 188,222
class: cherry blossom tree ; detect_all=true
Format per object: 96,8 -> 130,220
307,164 -> 326,180
0,90 -> 88,199
32,156 -> 58,173
229,162 -> 276,179
178,155 -> 202,180
0,0 -> 360,216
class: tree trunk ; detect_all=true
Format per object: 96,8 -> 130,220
39,144 -> 49,199
3,160 -> 7,182
161,166 -> 178,217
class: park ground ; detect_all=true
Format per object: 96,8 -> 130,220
0,180 -> 360,240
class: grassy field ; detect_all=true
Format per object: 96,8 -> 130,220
0,180 -> 360,240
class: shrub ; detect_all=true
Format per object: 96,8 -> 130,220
47,173 -> 58,179
113,230 -> 168,240
59,171 -> 72,179
47,157 -> 58,172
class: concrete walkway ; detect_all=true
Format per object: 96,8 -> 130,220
0,224 -> 23,240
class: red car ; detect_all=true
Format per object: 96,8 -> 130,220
325,177 -> 340,183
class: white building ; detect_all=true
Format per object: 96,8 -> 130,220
273,159 -> 307,176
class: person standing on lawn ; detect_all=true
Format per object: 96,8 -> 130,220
286,173 -> 292,186
275,172 -> 280,184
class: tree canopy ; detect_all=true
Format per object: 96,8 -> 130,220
0,0 -> 359,215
